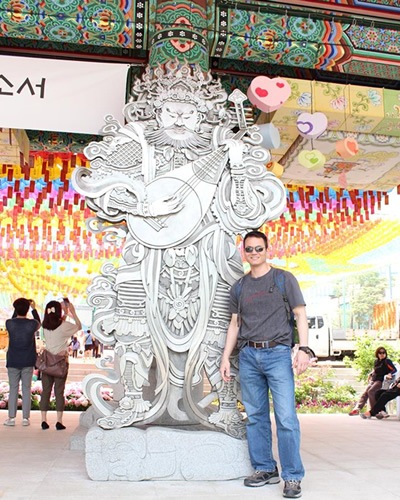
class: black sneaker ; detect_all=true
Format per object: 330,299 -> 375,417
244,468 -> 280,487
283,480 -> 302,498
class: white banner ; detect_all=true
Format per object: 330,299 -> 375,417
0,55 -> 129,134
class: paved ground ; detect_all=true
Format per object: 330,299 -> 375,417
1,410 -> 400,500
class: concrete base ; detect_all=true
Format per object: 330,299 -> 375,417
85,426 -> 252,481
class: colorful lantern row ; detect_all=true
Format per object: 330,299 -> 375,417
0,151 -> 397,307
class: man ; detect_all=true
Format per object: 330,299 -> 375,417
84,330 -> 93,359
220,230 -> 311,499
5,298 -> 41,427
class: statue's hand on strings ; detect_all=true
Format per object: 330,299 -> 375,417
223,138 -> 245,172
148,194 -> 183,217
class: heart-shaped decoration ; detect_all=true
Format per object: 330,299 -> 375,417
298,150 -> 326,170
256,87 -> 268,97
247,76 -> 291,113
296,112 -> 328,139
336,138 -> 359,159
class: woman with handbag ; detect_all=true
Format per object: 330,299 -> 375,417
40,299 -> 81,430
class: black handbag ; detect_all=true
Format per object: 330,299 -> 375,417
36,349 -> 68,378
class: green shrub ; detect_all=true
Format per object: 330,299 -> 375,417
344,337 -> 400,382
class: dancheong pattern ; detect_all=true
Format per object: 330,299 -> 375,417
1,0 -> 400,83
0,0 -> 147,48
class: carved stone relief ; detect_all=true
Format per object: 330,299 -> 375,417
72,61 -> 286,438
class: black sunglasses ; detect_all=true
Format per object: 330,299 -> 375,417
378,351 -> 386,355
244,246 -> 266,253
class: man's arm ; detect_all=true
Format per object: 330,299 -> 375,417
220,314 -> 240,382
30,301 -> 41,329
292,305 -> 310,375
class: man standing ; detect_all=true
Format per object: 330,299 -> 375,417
220,230 -> 311,499
84,330 -> 93,359
4,298 -> 41,427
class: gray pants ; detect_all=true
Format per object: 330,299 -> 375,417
356,380 -> 382,410
7,366 -> 34,419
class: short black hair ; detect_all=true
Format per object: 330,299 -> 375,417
13,298 -> 30,316
243,230 -> 268,249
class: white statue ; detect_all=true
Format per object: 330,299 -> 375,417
72,61 -> 286,438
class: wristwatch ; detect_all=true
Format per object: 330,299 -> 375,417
298,346 -> 315,357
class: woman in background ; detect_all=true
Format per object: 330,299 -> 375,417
40,299 -> 81,430
349,346 -> 396,416
4,298 -> 41,427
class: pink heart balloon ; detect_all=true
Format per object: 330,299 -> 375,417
297,112 -> 328,139
247,76 -> 291,113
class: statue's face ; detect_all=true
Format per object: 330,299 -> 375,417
159,101 -> 199,141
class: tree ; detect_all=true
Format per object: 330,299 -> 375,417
333,272 -> 387,330
351,272 -> 387,329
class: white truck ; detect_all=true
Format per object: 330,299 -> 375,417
307,315 -> 356,358
307,313 -> 400,359
307,300 -> 400,359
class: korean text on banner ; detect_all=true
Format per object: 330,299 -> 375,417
0,55 -> 129,134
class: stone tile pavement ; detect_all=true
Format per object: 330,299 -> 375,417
0,411 -> 399,499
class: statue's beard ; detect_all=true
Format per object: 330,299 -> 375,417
146,125 -> 211,150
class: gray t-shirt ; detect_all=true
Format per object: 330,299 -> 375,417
229,267 -> 306,346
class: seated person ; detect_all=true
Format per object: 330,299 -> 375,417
349,346 -> 396,416
360,377 -> 400,419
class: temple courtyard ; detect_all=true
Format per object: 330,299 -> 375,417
0,410 -> 399,499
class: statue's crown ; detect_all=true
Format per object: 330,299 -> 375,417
124,60 -> 226,121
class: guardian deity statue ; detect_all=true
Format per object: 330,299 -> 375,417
72,61 -> 286,438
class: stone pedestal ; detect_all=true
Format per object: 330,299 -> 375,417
85,426 -> 252,481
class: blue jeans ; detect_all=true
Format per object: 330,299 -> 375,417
239,344 -> 304,481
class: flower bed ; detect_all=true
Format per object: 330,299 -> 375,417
295,366 -> 357,414
0,365 -> 357,414
0,381 -> 113,411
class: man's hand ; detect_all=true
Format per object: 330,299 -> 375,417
148,195 -> 182,216
220,357 -> 232,382
292,349 -> 311,376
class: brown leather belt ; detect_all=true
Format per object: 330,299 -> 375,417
247,340 -> 279,349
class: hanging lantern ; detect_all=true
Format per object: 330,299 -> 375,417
338,172 -> 348,189
296,112 -> 328,139
336,138 -> 359,159
257,123 -> 281,149
266,161 -> 284,177
298,150 -> 326,170
247,76 -> 291,113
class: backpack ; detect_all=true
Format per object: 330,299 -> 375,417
232,268 -> 298,347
